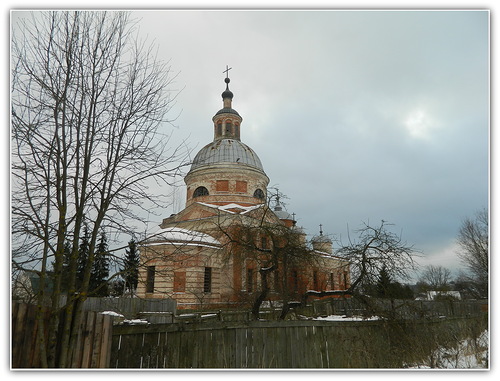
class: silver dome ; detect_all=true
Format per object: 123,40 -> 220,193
273,205 -> 293,220
190,139 -> 265,172
311,234 -> 332,244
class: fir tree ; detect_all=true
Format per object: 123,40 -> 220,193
90,230 -> 110,297
77,224 -> 90,289
374,267 -> 414,299
375,267 -> 392,298
121,239 -> 140,294
50,241 -> 72,293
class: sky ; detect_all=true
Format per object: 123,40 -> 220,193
120,9 -> 489,278
6,3 -> 491,283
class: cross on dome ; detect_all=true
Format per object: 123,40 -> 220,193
223,65 -> 232,79
221,65 -> 234,101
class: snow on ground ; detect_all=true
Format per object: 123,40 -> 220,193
312,315 -> 489,369
408,330 -> 489,369
313,314 -> 383,321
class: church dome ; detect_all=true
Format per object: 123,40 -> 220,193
190,138 -> 265,172
311,234 -> 332,244
215,107 -> 240,117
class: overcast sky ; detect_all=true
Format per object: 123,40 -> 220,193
7,6 -> 490,281
124,9 -> 488,277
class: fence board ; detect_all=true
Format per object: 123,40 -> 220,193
11,303 -> 113,369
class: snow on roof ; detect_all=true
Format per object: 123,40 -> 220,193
144,227 -> 221,247
197,202 -> 264,215
427,291 -> 462,300
314,250 -> 349,262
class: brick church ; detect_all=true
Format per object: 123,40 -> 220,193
136,71 -> 350,309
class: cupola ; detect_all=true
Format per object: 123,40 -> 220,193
273,193 -> 295,228
311,225 -> 333,254
184,67 -> 270,208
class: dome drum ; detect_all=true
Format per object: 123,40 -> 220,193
185,165 -> 269,207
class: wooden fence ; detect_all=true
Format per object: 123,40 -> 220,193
308,297 -> 485,319
12,298 -> 487,369
59,296 -> 177,318
110,315 -> 487,368
11,302 -> 113,368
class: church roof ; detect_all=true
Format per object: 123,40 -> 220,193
144,227 -> 221,247
190,138 -> 265,172
214,107 -> 240,117
273,205 -> 294,220
311,233 -> 332,244
197,202 -> 264,215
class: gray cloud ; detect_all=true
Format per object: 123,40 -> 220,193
14,9 -> 483,277
131,10 -> 488,276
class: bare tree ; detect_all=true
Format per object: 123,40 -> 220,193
336,220 -> 418,296
11,11 -> 188,367
457,208 -> 488,298
211,196 -> 348,320
418,265 -> 452,291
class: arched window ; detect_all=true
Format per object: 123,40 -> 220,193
193,186 -> 209,198
225,120 -> 232,135
234,122 -> 240,139
253,189 -> 265,200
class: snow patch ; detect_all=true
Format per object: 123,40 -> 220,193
314,314 -> 382,321
407,330 -> 489,369
122,319 -> 149,325
100,311 -> 124,318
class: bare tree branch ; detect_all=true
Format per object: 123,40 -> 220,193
11,10 -> 189,367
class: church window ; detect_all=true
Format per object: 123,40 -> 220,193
253,189 -> 265,200
313,271 -> 319,290
330,272 -> 335,290
216,121 -> 222,136
216,180 -> 229,192
235,180 -> 247,193
247,268 -> 255,293
225,121 -> 232,135
292,270 -> 299,293
339,272 -> 348,290
273,270 -> 280,292
234,122 -> 240,139
146,266 -> 155,293
204,267 -> 212,293
193,186 -> 209,198
261,236 -> 269,250
173,271 -> 186,292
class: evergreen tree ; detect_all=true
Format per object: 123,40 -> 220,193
77,224 -> 90,289
50,241 -> 72,293
90,230 -> 110,296
374,267 -> 414,299
121,239 -> 140,294
375,267 -> 392,297
61,241 -> 72,292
